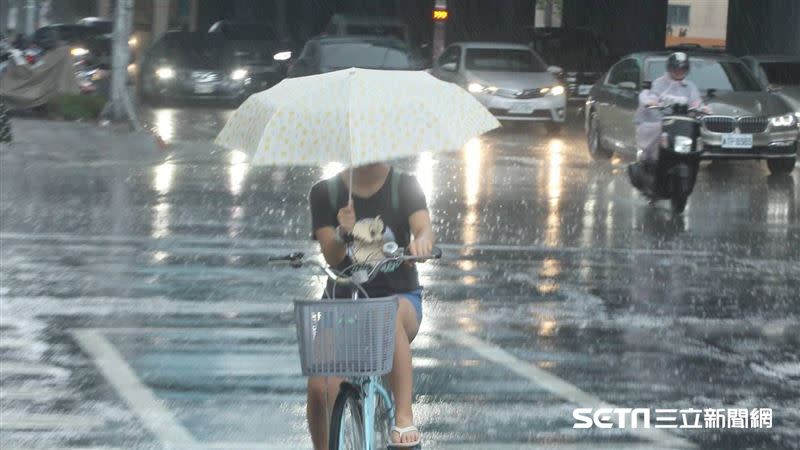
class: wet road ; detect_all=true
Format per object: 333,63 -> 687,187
1,105 -> 799,450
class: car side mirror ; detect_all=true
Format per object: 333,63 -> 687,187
440,62 -> 457,72
618,81 -> 637,90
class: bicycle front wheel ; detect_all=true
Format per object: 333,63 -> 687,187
329,383 -> 365,450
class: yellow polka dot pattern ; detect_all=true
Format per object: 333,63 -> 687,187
214,68 -> 500,166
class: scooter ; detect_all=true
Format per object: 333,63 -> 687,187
628,103 -> 705,214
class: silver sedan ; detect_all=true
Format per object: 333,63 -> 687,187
430,42 -> 567,133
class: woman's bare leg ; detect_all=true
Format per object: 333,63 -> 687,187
389,297 -> 421,445
307,376 -> 343,450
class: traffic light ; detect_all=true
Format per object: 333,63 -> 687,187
433,8 -> 449,21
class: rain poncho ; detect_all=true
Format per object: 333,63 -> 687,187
634,73 -> 702,161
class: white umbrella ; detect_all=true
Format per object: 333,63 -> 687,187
215,68 -> 499,166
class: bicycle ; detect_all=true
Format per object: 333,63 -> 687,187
270,242 -> 441,450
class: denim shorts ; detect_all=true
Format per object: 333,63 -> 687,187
398,288 -> 423,323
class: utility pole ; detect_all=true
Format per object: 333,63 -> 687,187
25,0 -> 36,35
105,0 -> 139,129
432,0 -> 448,61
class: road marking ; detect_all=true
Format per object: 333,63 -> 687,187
0,413 -> 105,430
71,329 -> 199,447
437,329 -> 697,449
1,232 -> 714,257
1,361 -> 70,378
1,386 -> 71,400
73,326 -> 695,449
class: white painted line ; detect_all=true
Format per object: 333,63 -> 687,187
0,361 -> 70,378
0,386 -> 71,401
437,329 -> 696,450
71,329 -> 199,447
1,232 -> 713,257
0,413 -> 105,430
3,448 -> 122,450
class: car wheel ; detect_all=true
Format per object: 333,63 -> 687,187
587,111 -> 613,160
767,157 -> 796,176
545,122 -> 563,135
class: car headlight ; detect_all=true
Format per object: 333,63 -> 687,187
540,85 -> 565,96
155,67 -> 175,79
128,36 -> 138,48
71,47 -> 89,57
467,83 -> 497,94
769,113 -> 797,128
231,69 -> 248,81
273,51 -> 292,61
674,135 -> 693,154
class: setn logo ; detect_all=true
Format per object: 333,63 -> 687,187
573,408 -> 651,429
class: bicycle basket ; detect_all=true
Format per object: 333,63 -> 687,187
294,296 -> 398,377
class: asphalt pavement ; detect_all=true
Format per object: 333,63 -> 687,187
1,106 -> 798,450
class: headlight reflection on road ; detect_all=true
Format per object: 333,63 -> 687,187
154,109 -> 175,144
229,150 -> 249,197
154,162 -> 175,195
461,138 -> 483,251
151,203 -> 170,239
464,138 -> 482,207
546,139 -> 564,247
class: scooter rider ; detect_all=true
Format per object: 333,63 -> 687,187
631,52 -> 707,191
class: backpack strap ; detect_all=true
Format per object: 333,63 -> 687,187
327,176 -> 339,212
391,169 -> 401,213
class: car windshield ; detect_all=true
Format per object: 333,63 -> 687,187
760,62 -> 800,85
645,58 -> 763,91
344,24 -> 407,42
530,30 -> 609,71
319,42 -> 412,70
218,24 -> 277,41
82,22 -> 112,34
161,34 -> 226,66
465,48 -> 547,72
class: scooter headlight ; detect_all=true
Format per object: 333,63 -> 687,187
674,135 -> 693,154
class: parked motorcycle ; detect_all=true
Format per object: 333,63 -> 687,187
628,103 -> 705,214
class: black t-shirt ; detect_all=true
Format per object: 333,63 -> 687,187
309,168 -> 427,298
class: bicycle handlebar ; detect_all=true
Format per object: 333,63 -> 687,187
269,245 -> 442,287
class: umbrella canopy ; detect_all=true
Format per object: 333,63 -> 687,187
214,68 -> 499,166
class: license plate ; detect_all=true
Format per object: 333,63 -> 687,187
194,83 -> 215,94
578,84 -> 592,96
508,103 -> 535,114
721,133 -> 753,149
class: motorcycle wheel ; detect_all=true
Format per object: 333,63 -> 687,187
670,176 -> 690,214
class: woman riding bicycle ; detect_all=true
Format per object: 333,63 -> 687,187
307,162 -> 434,449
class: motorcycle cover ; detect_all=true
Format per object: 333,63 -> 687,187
0,46 -> 79,110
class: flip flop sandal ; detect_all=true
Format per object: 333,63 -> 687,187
389,425 -> 421,448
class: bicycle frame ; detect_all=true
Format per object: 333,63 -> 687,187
338,376 -> 396,450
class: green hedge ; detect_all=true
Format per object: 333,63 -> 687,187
48,94 -> 107,121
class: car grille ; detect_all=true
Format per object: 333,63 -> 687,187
494,88 -> 544,99
489,108 -> 550,118
703,117 -> 736,133
191,71 -> 221,82
703,116 -> 770,134
737,116 -> 768,133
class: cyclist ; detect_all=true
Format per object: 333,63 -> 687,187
307,162 -> 434,448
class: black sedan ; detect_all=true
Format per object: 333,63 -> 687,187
140,30 -> 288,105
287,36 -> 423,78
